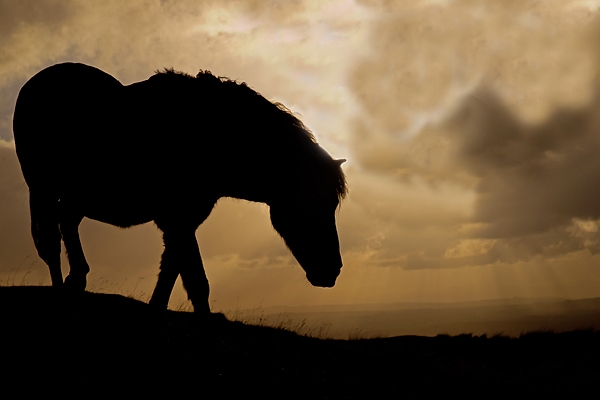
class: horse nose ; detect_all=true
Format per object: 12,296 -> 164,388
306,263 -> 342,288
307,275 -> 337,287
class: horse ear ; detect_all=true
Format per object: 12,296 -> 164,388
334,159 -> 346,166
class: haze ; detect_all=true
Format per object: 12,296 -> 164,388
2,0 -> 600,321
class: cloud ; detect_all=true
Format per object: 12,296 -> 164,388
451,89 -> 600,238
0,0 -> 367,145
347,0 -> 600,267
0,143 -> 38,278
350,0 -> 600,171
444,239 -> 496,259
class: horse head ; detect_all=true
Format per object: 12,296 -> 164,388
269,158 -> 346,288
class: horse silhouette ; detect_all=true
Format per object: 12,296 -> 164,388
13,62 -> 347,314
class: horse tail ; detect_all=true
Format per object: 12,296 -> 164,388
13,71 -> 63,286
28,189 -> 63,286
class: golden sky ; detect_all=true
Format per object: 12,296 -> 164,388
2,0 -> 600,311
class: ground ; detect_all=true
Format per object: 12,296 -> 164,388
1,286 -> 598,398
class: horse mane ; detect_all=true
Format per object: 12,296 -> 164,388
153,68 -> 348,202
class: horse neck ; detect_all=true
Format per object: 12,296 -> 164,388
217,134 -> 307,206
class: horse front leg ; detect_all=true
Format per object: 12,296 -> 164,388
179,236 -> 210,315
150,229 -> 210,314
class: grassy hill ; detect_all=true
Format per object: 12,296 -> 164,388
1,286 -> 599,398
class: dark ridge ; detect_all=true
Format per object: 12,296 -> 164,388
2,286 -> 599,397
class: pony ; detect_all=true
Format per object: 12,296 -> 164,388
12,62 -> 347,314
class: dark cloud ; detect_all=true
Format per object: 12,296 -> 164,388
451,89 -> 600,238
348,0 -> 600,267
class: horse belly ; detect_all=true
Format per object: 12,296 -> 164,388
86,196 -> 154,227
62,169 -> 156,228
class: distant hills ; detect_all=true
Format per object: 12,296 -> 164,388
230,297 -> 600,338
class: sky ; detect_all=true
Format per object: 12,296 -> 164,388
2,0 -> 600,312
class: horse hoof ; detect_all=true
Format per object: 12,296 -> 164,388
63,275 -> 87,291
148,296 -> 169,311
208,312 -> 228,324
194,312 -> 228,329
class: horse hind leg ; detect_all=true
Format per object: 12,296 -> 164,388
59,212 -> 89,291
29,189 -> 62,286
150,229 -> 210,314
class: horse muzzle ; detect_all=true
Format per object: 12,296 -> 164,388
306,266 -> 341,288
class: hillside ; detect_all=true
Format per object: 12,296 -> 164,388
1,286 -> 599,398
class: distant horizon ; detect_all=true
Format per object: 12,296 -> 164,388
235,294 -> 600,312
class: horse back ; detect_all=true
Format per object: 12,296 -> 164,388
13,63 -> 210,226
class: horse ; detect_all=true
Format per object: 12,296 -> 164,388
13,62 -> 347,314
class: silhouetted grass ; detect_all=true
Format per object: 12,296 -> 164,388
224,305 -> 333,339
